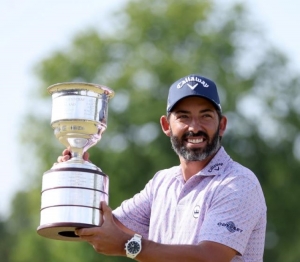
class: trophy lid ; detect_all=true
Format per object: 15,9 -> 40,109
47,82 -> 114,99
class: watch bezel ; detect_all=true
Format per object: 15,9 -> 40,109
127,240 -> 141,254
125,234 -> 142,259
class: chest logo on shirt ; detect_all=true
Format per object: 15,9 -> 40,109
208,163 -> 223,173
217,221 -> 243,233
193,205 -> 201,218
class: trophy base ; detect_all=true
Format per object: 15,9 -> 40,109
37,222 -> 96,241
37,163 -> 108,241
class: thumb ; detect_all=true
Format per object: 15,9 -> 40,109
83,151 -> 90,161
101,201 -> 113,221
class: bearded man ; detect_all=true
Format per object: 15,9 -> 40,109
58,74 -> 267,262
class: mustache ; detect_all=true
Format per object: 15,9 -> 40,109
183,131 -> 208,139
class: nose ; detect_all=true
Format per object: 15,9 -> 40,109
188,117 -> 203,133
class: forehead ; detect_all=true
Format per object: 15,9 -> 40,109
172,96 -> 217,111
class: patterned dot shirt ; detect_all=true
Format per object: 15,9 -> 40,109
113,147 -> 267,262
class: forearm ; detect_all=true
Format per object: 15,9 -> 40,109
136,241 -> 206,262
136,239 -> 236,262
114,219 -> 205,261
113,216 -> 236,261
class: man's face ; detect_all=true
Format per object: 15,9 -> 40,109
167,97 -> 223,161
170,124 -> 220,161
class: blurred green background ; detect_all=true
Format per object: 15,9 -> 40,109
1,0 -> 300,261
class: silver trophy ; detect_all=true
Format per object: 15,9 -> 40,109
37,82 -> 114,241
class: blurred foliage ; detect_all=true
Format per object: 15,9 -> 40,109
2,0 -> 300,261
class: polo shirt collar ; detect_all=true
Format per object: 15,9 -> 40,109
173,147 -> 231,181
197,147 -> 230,177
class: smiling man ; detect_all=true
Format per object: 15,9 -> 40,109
58,74 -> 267,261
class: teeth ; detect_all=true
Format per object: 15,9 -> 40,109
187,138 -> 204,144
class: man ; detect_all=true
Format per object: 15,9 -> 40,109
58,74 -> 267,261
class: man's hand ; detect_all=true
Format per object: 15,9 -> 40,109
75,202 -> 130,256
56,148 -> 90,163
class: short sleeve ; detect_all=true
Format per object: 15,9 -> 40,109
199,176 -> 266,256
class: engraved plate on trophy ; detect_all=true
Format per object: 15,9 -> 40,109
37,82 -> 114,241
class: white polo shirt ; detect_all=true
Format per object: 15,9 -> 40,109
113,147 -> 267,262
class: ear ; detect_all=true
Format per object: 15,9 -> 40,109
160,115 -> 171,137
218,115 -> 227,137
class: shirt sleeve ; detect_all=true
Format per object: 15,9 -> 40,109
112,178 -> 153,239
198,175 -> 267,256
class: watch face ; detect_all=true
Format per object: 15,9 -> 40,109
127,241 -> 141,254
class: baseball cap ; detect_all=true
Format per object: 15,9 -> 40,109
166,74 -> 222,112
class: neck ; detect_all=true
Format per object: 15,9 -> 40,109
179,148 -> 220,181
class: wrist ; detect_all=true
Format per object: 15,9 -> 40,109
125,233 -> 143,259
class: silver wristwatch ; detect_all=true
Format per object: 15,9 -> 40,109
125,233 -> 142,259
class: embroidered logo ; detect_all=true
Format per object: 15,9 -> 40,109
177,76 -> 209,89
187,83 -> 198,90
208,163 -> 223,173
193,205 -> 200,218
217,221 -> 243,233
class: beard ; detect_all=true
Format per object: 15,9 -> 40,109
170,127 -> 221,161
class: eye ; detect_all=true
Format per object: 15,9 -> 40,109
202,113 -> 213,119
177,114 -> 189,119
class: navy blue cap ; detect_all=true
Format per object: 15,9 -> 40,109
166,74 -> 222,112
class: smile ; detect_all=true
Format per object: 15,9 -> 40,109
187,137 -> 205,144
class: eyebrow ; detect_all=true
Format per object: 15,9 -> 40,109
174,109 -> 190,114
174,108 -> 215,114
199,108 -> 215,114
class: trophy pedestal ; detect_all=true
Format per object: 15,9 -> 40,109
37,161 -> 109,241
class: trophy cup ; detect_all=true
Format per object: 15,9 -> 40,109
37,82 -> 114,241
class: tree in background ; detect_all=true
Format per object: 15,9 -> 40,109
2,0 -> 300,261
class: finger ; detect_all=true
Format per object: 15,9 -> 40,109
57,155 -> 70,163
83,151 -> 90,161
75,227 -> 96,237
62,148 -> 71,156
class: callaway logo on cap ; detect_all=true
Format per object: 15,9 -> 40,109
166,74 -> 222,112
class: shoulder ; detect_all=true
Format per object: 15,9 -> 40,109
208,148 -> 266,206
224,159 -> 263,194
215,161 -> 266,210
